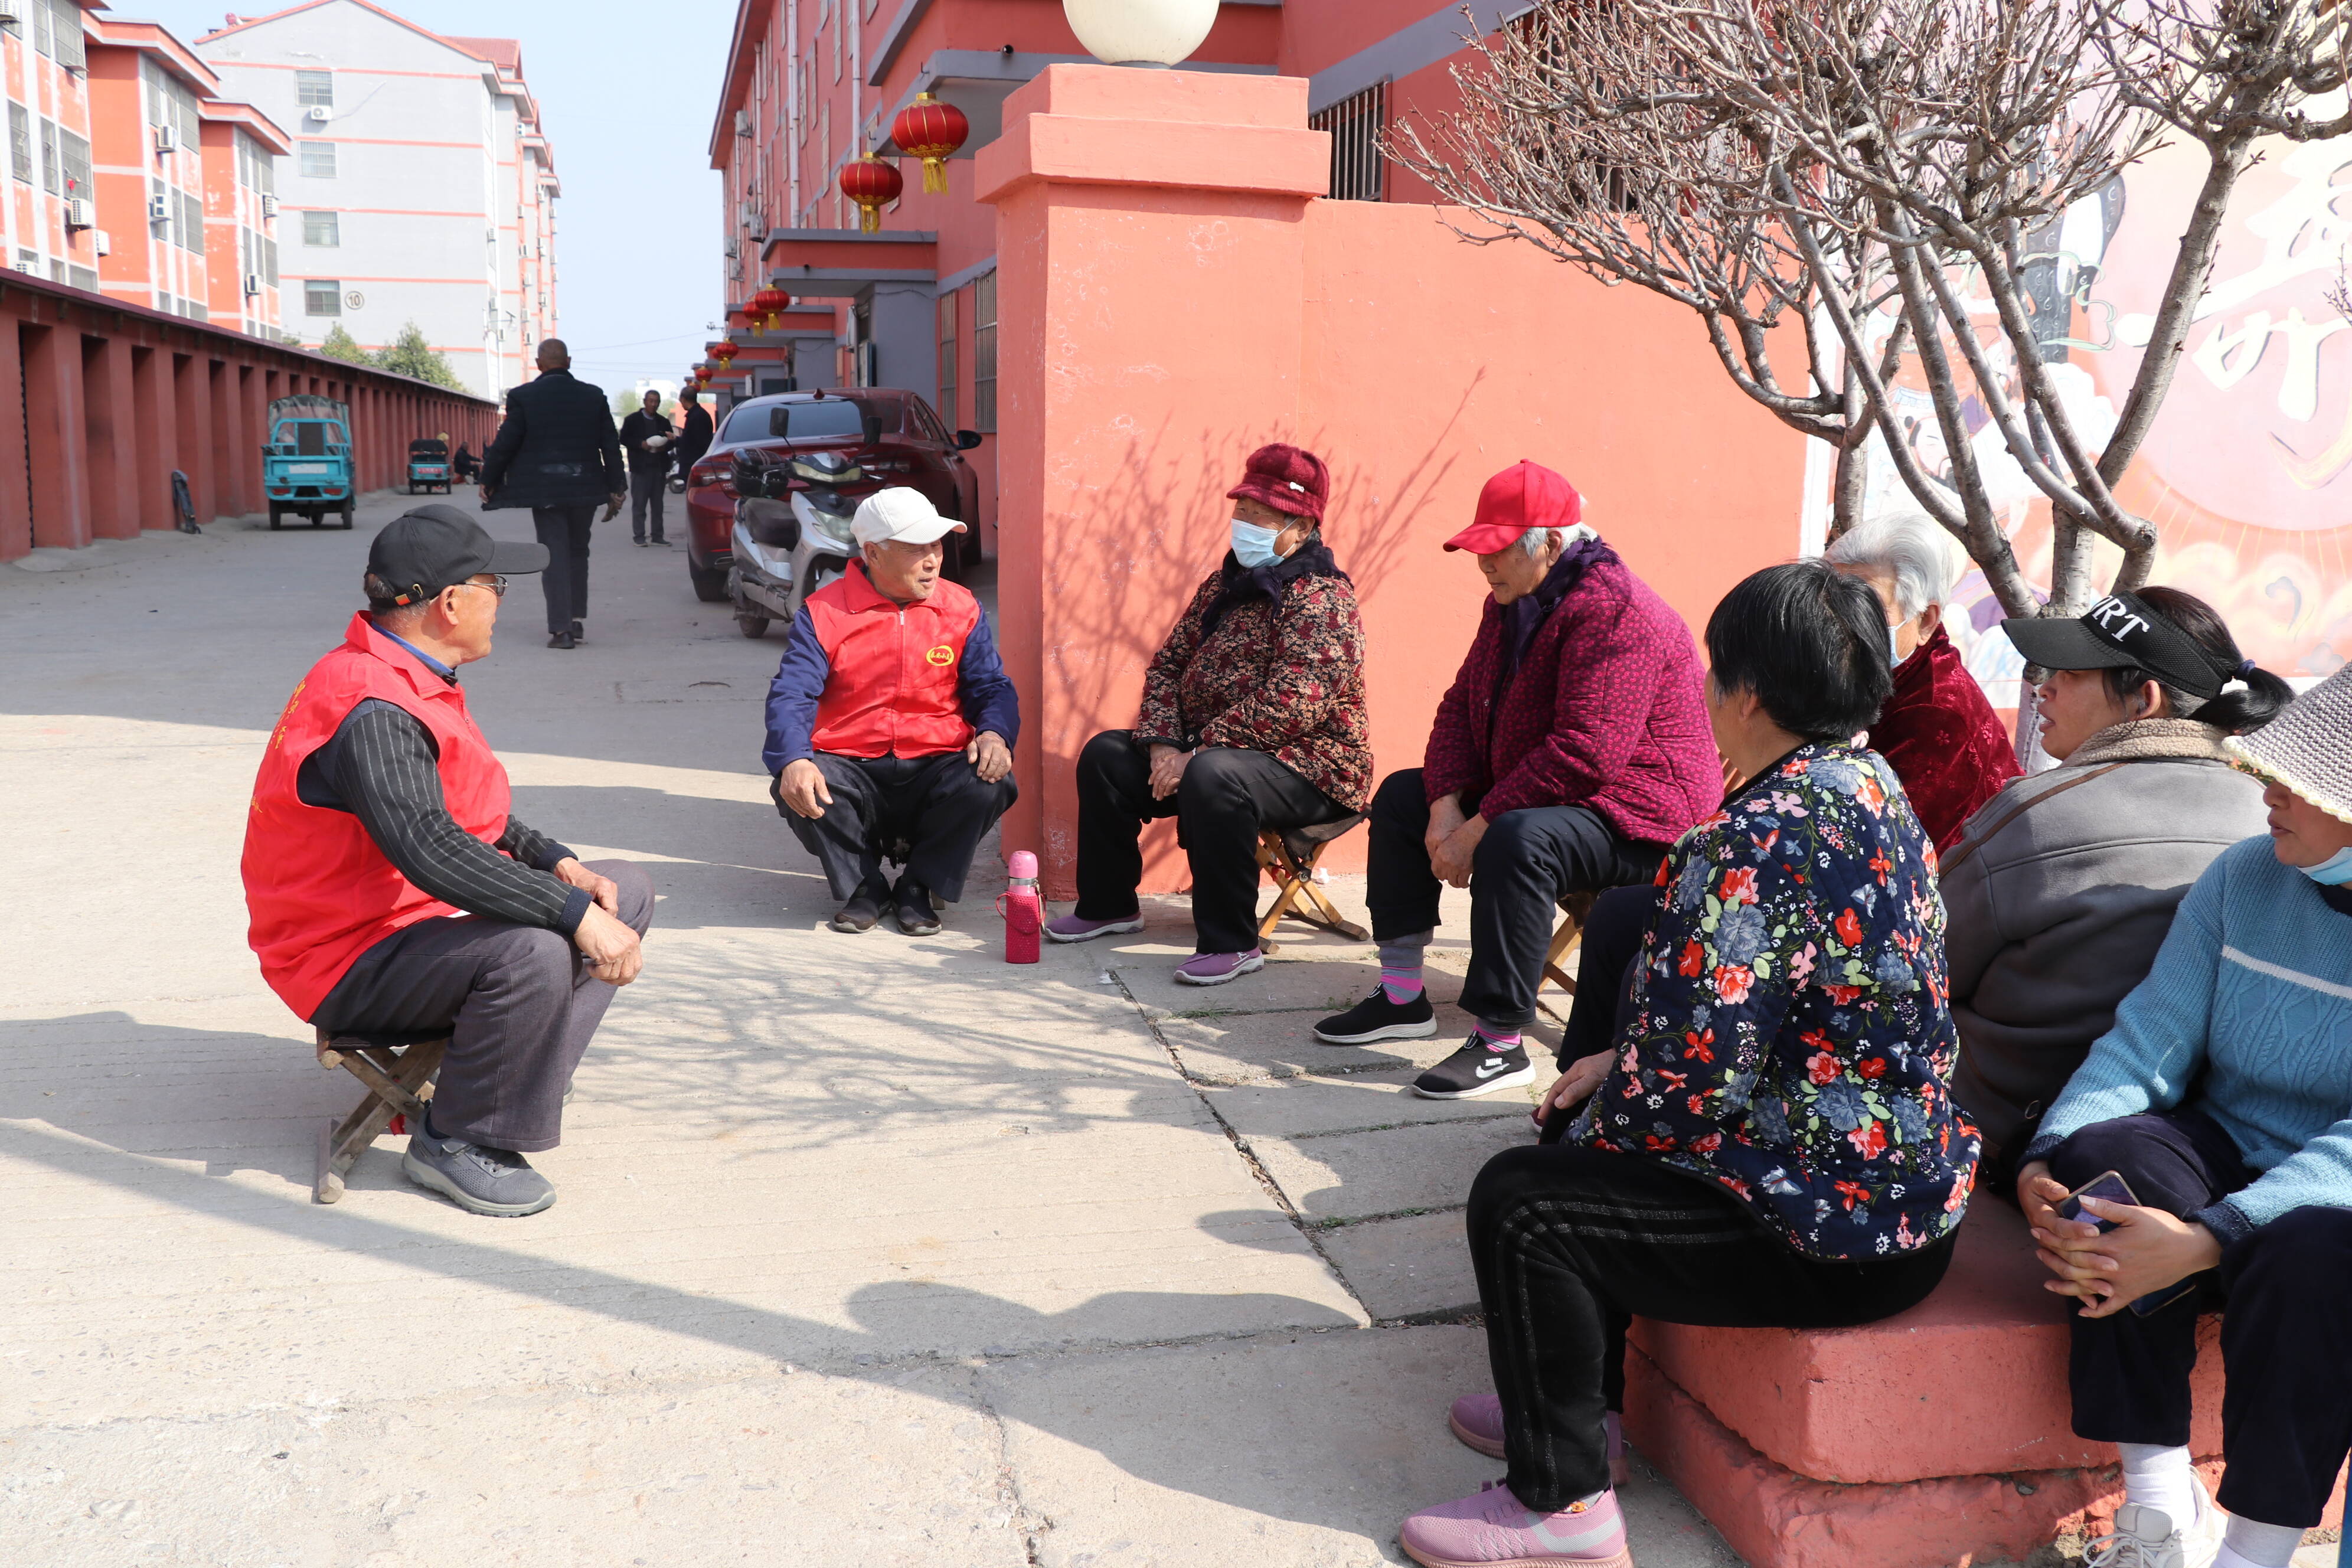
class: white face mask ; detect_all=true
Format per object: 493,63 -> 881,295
2299,847 -> 2352,886
1231,517 -> 1282,570
1889,621 -> 1911,669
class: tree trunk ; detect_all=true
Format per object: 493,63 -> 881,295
2048,517 -> 2096,617
1829,431 -> 1870,540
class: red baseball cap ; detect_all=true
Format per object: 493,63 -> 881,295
1442,460 -> 1583,553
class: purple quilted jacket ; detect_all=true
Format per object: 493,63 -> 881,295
1425,553 -> 1717,845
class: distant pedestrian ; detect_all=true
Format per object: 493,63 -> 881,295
674,387 -> 714,481
619,390 -> 677,547
478,339 -> 626,651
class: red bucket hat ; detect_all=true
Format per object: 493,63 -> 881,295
1226,443 -> 1329,524
1443,460 -> 1583,553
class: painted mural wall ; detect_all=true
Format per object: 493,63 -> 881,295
1854,124 -> 2352,704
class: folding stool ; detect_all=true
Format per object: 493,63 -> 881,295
1253,815 -> 1369,955
312,1029 -> 445,1204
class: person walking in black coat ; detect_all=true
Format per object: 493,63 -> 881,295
674,388 -> 714,480
479,339 -> 626,650
618,390 -> 677,548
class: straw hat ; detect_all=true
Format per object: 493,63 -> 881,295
2225,664 -> 2352,824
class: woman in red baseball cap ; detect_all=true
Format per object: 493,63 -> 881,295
1046,442 -> 1372,985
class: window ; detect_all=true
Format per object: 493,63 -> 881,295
972,270 -> 997,433
1310,83 -> 1387,202
38,119 -> 56,194
8,105 -> 28,184
263,235 -> 279,286
239,132 -> 275,195
303,210 -> 339,246
295,70 -> 333,108
299,141 -> 336,179
67,264 -> 94,292
51,0 -> 83,71
720,395 -> 870,444
32,0 -> 50,58
304,279 -> 340,316
56,128 -> 87,199
178,190 -> 204,254
937,294 -> 958,430
16,249 -> 37,273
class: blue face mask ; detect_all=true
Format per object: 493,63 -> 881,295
2298,847 -> 2352,886
1231,517 -> 1282,570
1889,621 -> 1913,669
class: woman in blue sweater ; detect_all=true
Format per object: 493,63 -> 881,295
2021,664 -> 2352,1568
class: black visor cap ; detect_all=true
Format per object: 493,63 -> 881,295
2000,592 -> 2230,700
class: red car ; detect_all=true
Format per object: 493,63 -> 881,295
683,388 -> 983,604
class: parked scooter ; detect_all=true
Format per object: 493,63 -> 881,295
727,449 -> 865,640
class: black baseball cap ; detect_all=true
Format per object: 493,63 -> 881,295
366,505 -> 548,606
2001,591 -> 2238,700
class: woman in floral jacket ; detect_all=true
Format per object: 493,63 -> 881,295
1397,561 -> 1979,1568
1047,443 -> 1370,986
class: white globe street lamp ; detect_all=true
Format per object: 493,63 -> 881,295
1062,0 -> 1219,67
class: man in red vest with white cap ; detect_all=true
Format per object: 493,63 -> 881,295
765,486 -> 1020,935
243,505 -> 654,1217
1313,462 -> 1718,1100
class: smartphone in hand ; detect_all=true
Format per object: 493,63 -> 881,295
2055,1170 -> 2138,1233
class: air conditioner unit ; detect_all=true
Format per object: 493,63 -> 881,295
305,105 -> 332,123
148,193 -> 170,221
92,230 -> 109,256
155,123 -> 180,153
244,272 -> 261,297
735,109 -> 752,138
260,194 -> 278,218
12,260 -> 31,275
0,4 -> 20,25
64,198 -> 95,230
724,237 -> 738,259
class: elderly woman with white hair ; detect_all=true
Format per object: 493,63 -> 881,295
1824,512 -> 2020,850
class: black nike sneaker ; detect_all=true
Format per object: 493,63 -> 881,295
1313,984 -> 1439,1045
1412,1037 -> 1536,1100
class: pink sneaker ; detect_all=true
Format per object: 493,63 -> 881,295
1399,1479 -> 1631,1567
1173,949 -> 1265,986
1044,912 -> 1144,943
1448,1399 -> 1629,1485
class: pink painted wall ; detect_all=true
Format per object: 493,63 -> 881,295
979,66 -> 1808,899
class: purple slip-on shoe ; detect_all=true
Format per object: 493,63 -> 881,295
1173,950 -> 1265,986
1044,913 -> 1144,943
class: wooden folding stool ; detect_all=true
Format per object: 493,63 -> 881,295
1253,814 -> 1370,955
1535,890 -> 1599,1023
312,1030 -> 446,1204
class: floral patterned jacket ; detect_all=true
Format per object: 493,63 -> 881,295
1135,558 -> 1372,812
1574,743 -> 1979,1258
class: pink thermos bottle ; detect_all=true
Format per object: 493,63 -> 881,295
1003,851 -> 1042,964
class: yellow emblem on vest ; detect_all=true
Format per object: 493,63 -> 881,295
925,643 -> 956,667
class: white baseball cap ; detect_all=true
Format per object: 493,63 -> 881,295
852,486 -> 969,547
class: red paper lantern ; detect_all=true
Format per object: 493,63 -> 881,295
747,285 -> 793,329
711,341 -> 739,365
891,92 -> 969,196
839,154 -> 904,235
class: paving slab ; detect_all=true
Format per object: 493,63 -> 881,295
979,1324 -> 1740,1568
1154,1007 -> 1497,1086
1317,1210 -> 1482,1321
1202,1070 -> 1537,1138
5,1361 -> 1031,1568
1252,1119 -> 1537,1224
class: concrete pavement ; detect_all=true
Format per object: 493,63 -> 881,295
2,493 -> 1744,1566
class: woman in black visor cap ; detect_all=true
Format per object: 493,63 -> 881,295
1941,587 -> 2292,1181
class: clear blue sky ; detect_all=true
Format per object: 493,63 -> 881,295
130,0 -> 731,396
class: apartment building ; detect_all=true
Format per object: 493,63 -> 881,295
708,1 -> 1512,539
194,0 -> 560,400
4,0 -> 102,292
198,97 -> 291,337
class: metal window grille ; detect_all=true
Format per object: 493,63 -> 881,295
32,0 -> 49,58
304,279 -> 340,316
303,210 -> 339,247
1311,83 -> 1387,202
937,295 -> 958,431
299,141 -> 336,179
179,190 -> 204,255
51,0 -> 81,71
57,128 -> 86,197
972,271 -> 997,434
38,119 -> 55,195
9,105 -> 28,184
296,70 -> 334,108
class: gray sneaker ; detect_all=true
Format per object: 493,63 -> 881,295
403,1131 -> 557,1217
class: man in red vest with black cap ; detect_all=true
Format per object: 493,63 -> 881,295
1313,462 -> 1719,1101
243,505 -> 654,1217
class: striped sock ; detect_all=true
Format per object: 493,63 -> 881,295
1376,937 -> 1426,1004
1474,1022 -> 1523,1054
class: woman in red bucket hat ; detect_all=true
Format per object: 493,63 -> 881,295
1046,442 -> 1372,986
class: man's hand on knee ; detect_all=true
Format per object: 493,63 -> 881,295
573,903 -> 643,985
778,759 -> 832,819
552,857 -> 619,914
967,731 -> 1013,784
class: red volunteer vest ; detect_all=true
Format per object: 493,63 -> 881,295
807,565 -> 980,758
241,613 -> 514,1020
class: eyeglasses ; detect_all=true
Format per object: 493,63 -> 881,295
458,574 -> 509,599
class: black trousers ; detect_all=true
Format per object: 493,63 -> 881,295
2048,1110 -> 2352,1527
311,860 -> 655,1154
1557,883 -> 1661,1068
628,469 -> 668,542
1366,767 -> 1664,1028
1469,1142 -> 1953,1509
532,504 -> 597,633
1073,731 -> 1348,955
779,751 -> 1017,903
